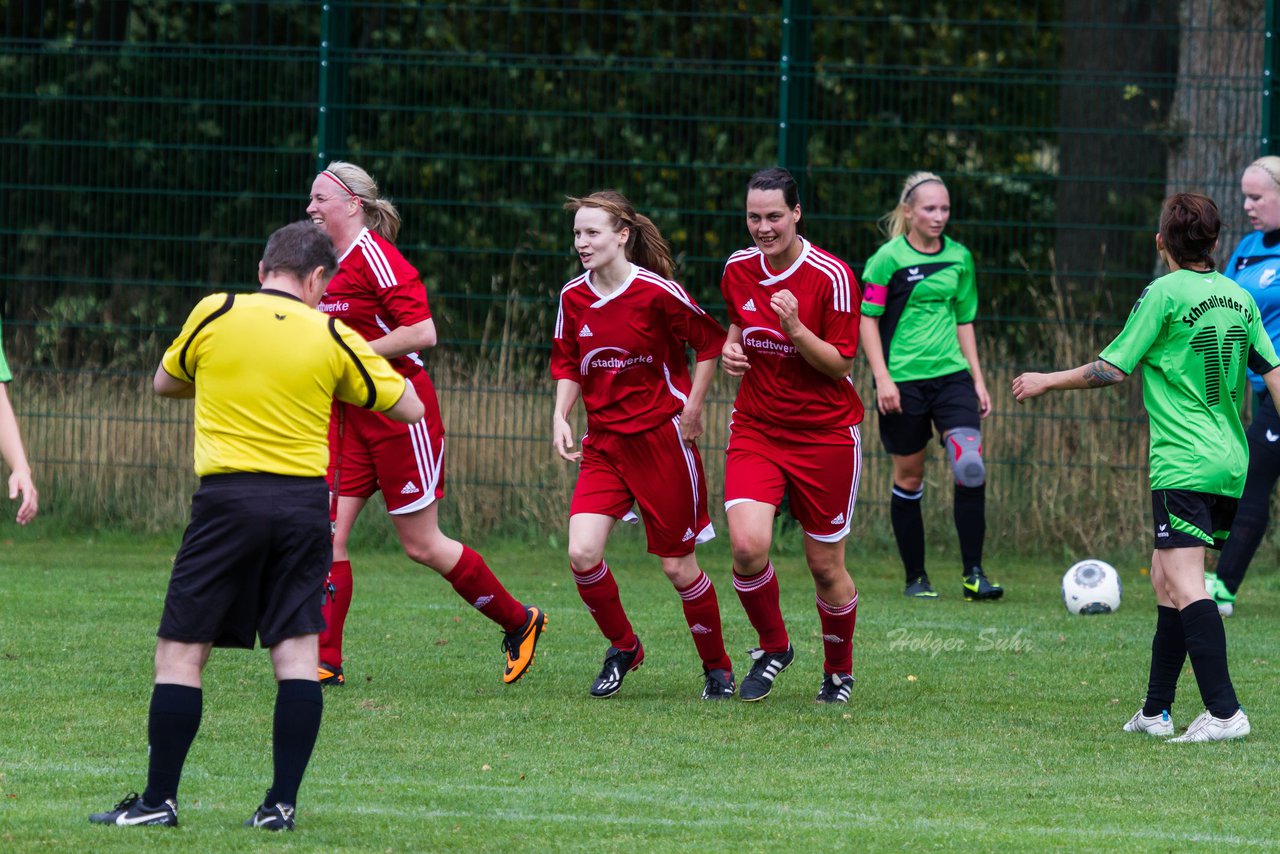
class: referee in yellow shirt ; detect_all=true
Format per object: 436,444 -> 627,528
90,221 -> 422,832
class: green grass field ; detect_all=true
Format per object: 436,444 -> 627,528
2,531 -> 1279,851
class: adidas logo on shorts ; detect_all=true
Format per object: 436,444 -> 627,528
682,528 -> 695,541
829,512 -> 846,526
579,324 -> 594,337
401,481 -> 421,495
690,623 -> 712,635
473,595 -> 494,608
741,298 -> 757,312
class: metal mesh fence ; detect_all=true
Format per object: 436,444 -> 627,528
0,0 -> 1273,553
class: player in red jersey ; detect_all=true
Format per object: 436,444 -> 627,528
719,167 -> 864,704
552,190 -> 734,699
306,161 -> 545,687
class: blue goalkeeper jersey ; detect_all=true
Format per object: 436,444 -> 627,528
1226,229 -> 1280,392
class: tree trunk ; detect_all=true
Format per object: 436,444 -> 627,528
1164,0 -> 1266,256
1055,0 -> 1178,292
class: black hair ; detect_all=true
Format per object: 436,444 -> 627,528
747,167 -> 801,210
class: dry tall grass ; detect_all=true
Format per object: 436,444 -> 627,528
7,339 -> 1166,562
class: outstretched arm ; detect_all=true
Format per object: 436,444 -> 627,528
1012,359 -> 1127,402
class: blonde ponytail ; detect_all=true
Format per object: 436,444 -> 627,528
322,160 -> 402,242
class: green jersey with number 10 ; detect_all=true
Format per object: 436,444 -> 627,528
1098,268 -> 1280,496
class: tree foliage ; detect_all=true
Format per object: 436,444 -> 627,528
0,0 -> 1265,369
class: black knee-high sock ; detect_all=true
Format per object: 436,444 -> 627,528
266,679 -> 323,807
143,683 -> 202,804
1142,605 -> 1185,716
890,484 -> 925,581
1216,447 -> 1278,594
954,483 -> 985,572
1181,599 -> 1240,717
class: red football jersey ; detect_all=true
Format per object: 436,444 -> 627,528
318,227 -> 432,378
720,237 -> 864,429
552,264 -> 727,435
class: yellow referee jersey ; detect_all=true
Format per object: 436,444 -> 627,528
160,289 -> 406,477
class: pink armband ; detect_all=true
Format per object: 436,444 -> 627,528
862,282 -> 888,308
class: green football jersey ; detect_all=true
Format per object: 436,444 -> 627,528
0,318 -> 10,383
861,235 -> 977,382
1098,268 -> 1280,496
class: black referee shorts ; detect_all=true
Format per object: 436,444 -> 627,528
877,369 -> 980,456
158,473 -> 330,649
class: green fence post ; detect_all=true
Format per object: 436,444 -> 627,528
778,0 -> 812,202
1266,0 -> 1279,155
317,2 -> 332,172
316,1 -> 349,171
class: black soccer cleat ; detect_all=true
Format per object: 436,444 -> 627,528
318,662 -> 345,686
815,672 -> 855,704
904,576 -> 939,599
590,641 -> 644,698
739,645 -> 795,702
962,568 -> 1004,601
244,799 -> 296,831
701,667 -> 736,700
89,792 -> 178,827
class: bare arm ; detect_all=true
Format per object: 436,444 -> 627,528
382,378 -> 424,424
956,323 -> 991,418
772,289 -> 853,379
721,323 -> 749,377
153,365 -> 195,399
370,318 -> 437,358
1012,359 -> 1128,402
553,378 -> 583,462
0,383 -> 36,524
679,356 -> 718,445
859,313 -> 900,415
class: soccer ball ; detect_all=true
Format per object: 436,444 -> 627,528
1061,559 -> 1122,614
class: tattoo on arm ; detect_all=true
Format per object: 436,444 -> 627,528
1083,360 -> 1124,387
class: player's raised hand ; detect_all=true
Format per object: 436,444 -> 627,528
721,341 -> 750,377
552,413 -> 582,462
770,288 -> 801,335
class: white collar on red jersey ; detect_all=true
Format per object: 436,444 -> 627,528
758,236 -> 812,286
337,227 -> 370,264
587,263 -> 639,307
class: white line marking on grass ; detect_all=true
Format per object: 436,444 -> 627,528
338,790 -> 1275,846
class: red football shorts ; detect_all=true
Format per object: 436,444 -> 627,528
328,370 -> 445,514
724,416 -> 862,542
570,416 -> 714,557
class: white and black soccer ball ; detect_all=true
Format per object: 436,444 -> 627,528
1062,559 -> 1122,615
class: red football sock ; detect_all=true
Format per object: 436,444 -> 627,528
573,561 -> 638,651
444,545 -> 527,633
733,562 -> 789,653
318,558 -> 352,668
816,592 -> 858,675
676,571 -> 732,672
